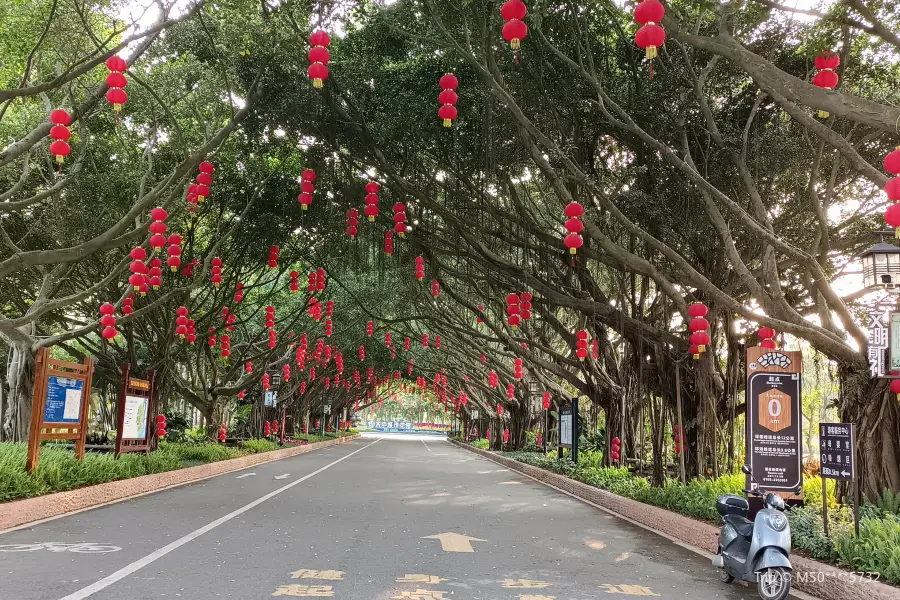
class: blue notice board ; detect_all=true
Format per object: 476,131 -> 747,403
43,376 -> 84,423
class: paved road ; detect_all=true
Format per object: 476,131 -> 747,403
0,436 -> 804,600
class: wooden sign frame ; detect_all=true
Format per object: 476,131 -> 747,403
115,363 -> 156,457
26,347 -> 94,473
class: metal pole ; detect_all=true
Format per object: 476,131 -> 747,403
822,474 -> 829,537
854,477 -> 861,537
675,363 -> 686,484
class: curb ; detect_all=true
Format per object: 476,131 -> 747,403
450,440 -> 900,600
0,435 -> 360,533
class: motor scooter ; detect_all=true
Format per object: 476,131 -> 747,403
711,464 -> 793,600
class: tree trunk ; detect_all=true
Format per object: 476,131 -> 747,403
839,364 -> 900,497
2,344 -> 35,442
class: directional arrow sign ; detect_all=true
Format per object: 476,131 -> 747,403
421,532 -> 486,553
274,474 -> 290,480
235,473 -> 256,479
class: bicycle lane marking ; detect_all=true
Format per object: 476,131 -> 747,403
56,437 -> 380,600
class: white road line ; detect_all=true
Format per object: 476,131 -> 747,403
57,438 -> 381,600
234,472 -> 256,479
422,439 -> 431,452
273,474 -> 290,480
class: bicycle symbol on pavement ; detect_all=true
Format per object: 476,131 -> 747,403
0,542 -> 121,553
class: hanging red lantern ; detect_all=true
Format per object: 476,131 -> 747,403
367,320 -> 374,336
122,294 -> 134,315
364,181 -> 380,222
563,202 -> 584,254
289,270 -> 300,293
438,73 -> 459,128
501,0 -> 528,59
507,383 -> 515,400
392,202 -> 407,237
891,378 -> 900,401
346,208 -> 359,239
211,256 -> 223,287
506,293 -> 521,327
513,357 -> 523,380
175,306 -> 189,339
634,0 -> 666,76
268,245 -> 279,270
812,51 -> 840,118
758,327 -> 776,350
431,279 -> 440,298
422,333 -> 430,348
166,234 -> 182,272
611,436 -> 621,462
542,391 -> 551,410
884,148 -> 900,236
690,331 -> 710,353
316,268 -> 326,293
435,335 -> 442,349
385,230 -> 394,256
49,109 -> 71,164
148,207 -> 168,251
564,233 -> 584,253
298,169 -> 316,210
308,30 -> 331,88
105,55 -> 129,113
99,302 -> 117,340
219,424 -> 227,443
156,414 -> 167,438
415,256 -> 425,281
575,330 -> 589,361
197,161 -> 214,202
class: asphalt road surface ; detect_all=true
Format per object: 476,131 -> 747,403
0,436 -> 806,600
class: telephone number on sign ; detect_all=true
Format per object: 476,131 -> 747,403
791,571 -> 880,583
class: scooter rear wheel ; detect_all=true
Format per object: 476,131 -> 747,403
757,567 -> 791,600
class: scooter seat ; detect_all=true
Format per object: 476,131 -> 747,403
724,514 -> 754,539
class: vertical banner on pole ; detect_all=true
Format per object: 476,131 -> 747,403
745,347 -> 803,499
558,397 -> 578,462
26,348 -> 94,473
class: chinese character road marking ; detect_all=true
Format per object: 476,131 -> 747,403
600,584 -> 659,596
272,585 -> 335,597
290,570 -> 344,580
396,575 -> 445,584
391,589 -> 447,599
503,579 -> 550,588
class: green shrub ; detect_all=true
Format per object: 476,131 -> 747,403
865,488 -> 900,517
0,442 -> 181,502
803,475 -> 837,508
788,505 -> 853,560
522,431 -> 538,452
834,514 -> 900,584
240,439 -> 279,454
470,438 -> 489,450
159,441 -> 245,462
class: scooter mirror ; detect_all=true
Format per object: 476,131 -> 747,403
741,464 -> 752,475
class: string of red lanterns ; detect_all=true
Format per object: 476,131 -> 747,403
501,0 -> 528,61
308,30 -> 331,89
299,169 -> 316,210
634,0 -> 666,78
99,303 -> 117,340
364,181 -> 380,222
812,51 -> 840,118
884,148 -> 900,236
438,73 -> 458,128
49,109 -> 71,165
346,208 -> 359,239
563,201 -> 584,255
105,55 -> 128,114
688,303 -> 709,359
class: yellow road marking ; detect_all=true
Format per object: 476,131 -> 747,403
396,574 -> 445,584
503,579 -> 550,589
272,584 -> 335,596
499,481 -> 522,485
391,589 -> 447,599
290,569 -> 344,580
421,532 -> 486,552
600,584 -> 659,596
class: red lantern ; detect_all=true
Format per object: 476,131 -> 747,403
385,230 -> 394,256
99,302 -> 117,340
432,279 -> 440,298
49,109 -> 71,164
105,55 -> 129,113
415,255 -> 425,281
346,208 -> 359,239
268,245 -> 279,270
196,162 -> 214,202
575,330 -> 589,361
812,51 -> 840,118
891,378 -> 900,401
503,429 -> 510,444
308,30 -> 331,88
689,331 -> 710,353
438,73 -> 459,128
542,391 -> 551,410
758,327 -> 776,350
219,424 -> 227,443
156,414 -> 167,438
634,0 -> 666,76
501,0 -> 528,57
299,168 -> 316,210
364,181 -> 380,222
